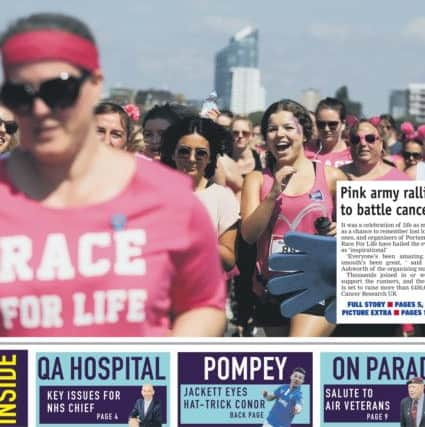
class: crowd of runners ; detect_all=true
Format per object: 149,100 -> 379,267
0,12 -> 422,338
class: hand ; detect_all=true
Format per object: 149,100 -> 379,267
204,108 -> 221,121
128,417 -> 140,427
317,221 -> 336,236
270,166 -> 296,197
293,404 -> 302,414
267,232 -> 336,323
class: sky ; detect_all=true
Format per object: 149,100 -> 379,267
0,0 -> 424,116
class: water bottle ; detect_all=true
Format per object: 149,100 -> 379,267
200,91 -> 218,118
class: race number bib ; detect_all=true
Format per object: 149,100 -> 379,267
269,235 -> 300,256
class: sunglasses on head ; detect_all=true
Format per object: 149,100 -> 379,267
232,130 -> 251,138
176,146 -> 209,160
402,151 -> 422,160
0,118 -> 18,135
317,120 -> 340,130
0,71 -> 91,115
350,133 -> 379,145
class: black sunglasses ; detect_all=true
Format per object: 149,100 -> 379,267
0,71 -> 91,115
402,151 -> 422,160
0,118 -> 18,135
317,120 -> 340,130
176,146 -> 209,160
350,133 -> 379,145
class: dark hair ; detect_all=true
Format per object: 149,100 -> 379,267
379,114 -> 396,130
160,117 -> 226,179
315,97 -> 347,121
142,103 -> 195,128
293,367 -> 306,376
348,119 -> 396,164
218,110 -> 234,120
402,131 -> 424,146
349,118 -> 384,141
1,13 -> 96,46
261,99 -> 313,170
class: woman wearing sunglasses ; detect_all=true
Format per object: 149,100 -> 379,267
231,117 -> 262,176
161,117 -> 239,272
305,97 -> 352,168
0,13 -> 226,337
397,122 -> 425,173
0,104 -> 19,156
240,99 -> 347,337
339,119 -> 411,181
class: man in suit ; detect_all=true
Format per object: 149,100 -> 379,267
128,384 -> 162,427
401,377 -> 425,427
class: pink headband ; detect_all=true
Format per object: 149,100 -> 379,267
1,29 -> 100,73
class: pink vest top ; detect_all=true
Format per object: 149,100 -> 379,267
257,161 -> 334,279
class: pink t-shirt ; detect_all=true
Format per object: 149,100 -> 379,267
375,167 -> 411,181
0,157 -> 225,337
257,161 -> 334,280
305,146 -> 352,168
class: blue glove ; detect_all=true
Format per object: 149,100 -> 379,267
267,232 -> 337,323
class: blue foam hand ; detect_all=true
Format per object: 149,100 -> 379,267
267,232 -> 337,323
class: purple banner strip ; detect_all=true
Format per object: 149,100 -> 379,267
39,385 -> 166,424
323,384 -> 406,422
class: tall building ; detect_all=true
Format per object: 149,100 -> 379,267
389,89 -> 408,119
214,26 -> 265,114
230,68 -> 266,115
408,83 -> 425,122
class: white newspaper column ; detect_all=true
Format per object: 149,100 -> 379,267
337,181 -> 425,324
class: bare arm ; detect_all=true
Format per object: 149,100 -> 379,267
323,166 -> 349,235
171,307 -> 226,336
325,165 -> 348,199
218,154 -> 244,193
219,224 -> 238,271
213,158 -> 227,186
241,166 -> 296,244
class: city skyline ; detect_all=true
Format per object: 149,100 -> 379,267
0,1 -> 424,116
214,26 -> 265,114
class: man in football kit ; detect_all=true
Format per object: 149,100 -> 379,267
262,367 -> 305,427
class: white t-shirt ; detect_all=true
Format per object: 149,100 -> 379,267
196,183 -> 240,236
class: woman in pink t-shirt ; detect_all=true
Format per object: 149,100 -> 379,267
240,99 -> 347,337
0,12 -> 226,337
340,119 -> 411,181
305,97 -> 352,168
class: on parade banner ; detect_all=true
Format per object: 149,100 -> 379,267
35,352 -> 169,427
178,352 -> 312,427
320,352 -> 425,427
